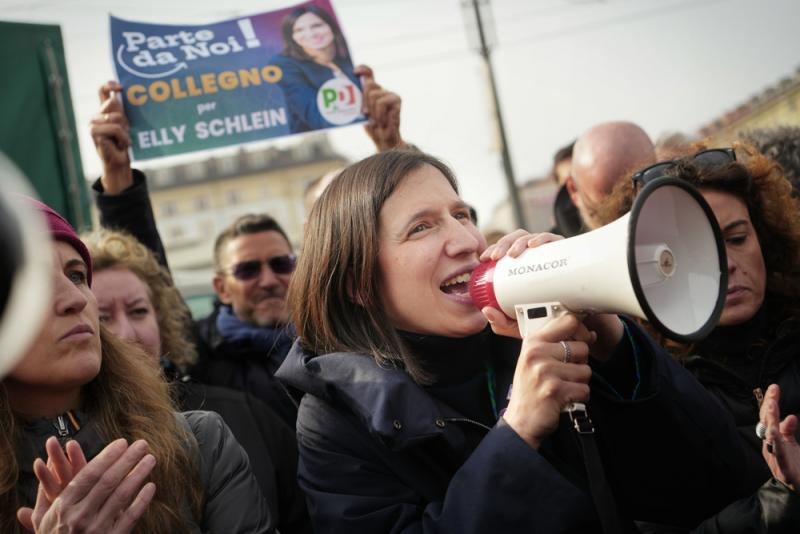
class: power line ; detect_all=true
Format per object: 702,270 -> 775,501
368,47 -> 472,72
343,0 -> 695,54
360,0 -> 721,71
501,0 -> 723,47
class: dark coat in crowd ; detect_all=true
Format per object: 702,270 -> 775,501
687,479 -> 800,534
681,297 -> 800,532
549,183 -> 585,238
276,320 -> 764,533
683,297 -> 800,466
17,410 -> 272,533
93,170 -> 169,268
638,479 -> 800,534
176,381 -> 311,534
193,305 -> 300,426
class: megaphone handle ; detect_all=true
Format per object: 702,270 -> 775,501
514,302 -> 570,338
514,303 -> 592,415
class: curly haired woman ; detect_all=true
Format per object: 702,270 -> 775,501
83,228 -> 311,534
599,142 -> 800,531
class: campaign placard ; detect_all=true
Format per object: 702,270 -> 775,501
111,0 -> 364,160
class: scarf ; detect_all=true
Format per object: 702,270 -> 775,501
216,305 -> 295,374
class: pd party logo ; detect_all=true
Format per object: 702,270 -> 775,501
317,76 -> 363,126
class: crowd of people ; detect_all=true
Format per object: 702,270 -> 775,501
2,63 -> 800,534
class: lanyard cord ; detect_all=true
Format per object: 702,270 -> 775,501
485,362 -> 498,420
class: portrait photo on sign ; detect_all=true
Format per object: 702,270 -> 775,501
110,0 -> 363,160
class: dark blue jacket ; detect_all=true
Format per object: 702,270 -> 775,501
270,53 -> 361,133
276,321 -> 762,533
193,304 -> 300,427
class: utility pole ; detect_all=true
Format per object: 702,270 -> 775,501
463,0 -> 526,229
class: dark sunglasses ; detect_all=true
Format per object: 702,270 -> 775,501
225,254 -> 297,281
631,148 -> 736,190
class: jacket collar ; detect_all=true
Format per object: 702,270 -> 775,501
17,411 -> 105,475
277,335 -> 519,451
277,342 -> 463,450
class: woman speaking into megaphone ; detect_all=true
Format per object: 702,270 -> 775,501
276,149 -> 764,533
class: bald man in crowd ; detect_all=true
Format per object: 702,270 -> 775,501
566,121 -> 656,231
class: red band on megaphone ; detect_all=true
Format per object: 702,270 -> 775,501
468,260 -> 501,312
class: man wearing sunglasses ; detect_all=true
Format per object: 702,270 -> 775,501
192,213 -> 300,425
567,121 -> 656,231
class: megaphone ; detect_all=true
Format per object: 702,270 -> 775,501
0,153 -> 53,378
469,177 -> 727,342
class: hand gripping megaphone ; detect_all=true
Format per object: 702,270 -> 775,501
469,177 -> 727,342
0,153 -> 53,378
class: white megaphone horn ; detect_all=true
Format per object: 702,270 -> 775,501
469,177 -> 728,342
0,153 -> 53,379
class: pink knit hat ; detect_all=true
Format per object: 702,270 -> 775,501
28,198 -> 92,286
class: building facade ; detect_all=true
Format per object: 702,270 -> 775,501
132,134 -> 348,315
698,66 -> 800,144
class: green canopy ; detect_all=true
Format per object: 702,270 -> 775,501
0,20 -> 90,230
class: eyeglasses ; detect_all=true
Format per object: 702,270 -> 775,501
631,148 -> 736,190
223,255 -> 297,281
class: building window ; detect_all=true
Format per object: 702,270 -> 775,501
187,162 -> 206,180
226,190 -> 242,205
294,142 -> 312,160
160,201 -> 177,218
199,219 -> 215,236
247,150 -> 268,168
219,157 -> 238,175
151,168 -> 175,188
168,225 -> 185,239
193,196 -> 210,211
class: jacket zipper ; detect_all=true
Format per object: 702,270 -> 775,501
55,415 -> 70,443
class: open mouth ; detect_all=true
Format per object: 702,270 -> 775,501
440,272 -> 471,296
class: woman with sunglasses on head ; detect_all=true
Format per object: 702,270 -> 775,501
82,228 -> 312,534
2,200 -> 270,533
599,144 -> 800,531
275,149 -> 765,533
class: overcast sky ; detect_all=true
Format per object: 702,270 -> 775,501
4,0 -> 800,227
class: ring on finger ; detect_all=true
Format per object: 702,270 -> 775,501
755,421 -> 767,440
560,341 -> 572,364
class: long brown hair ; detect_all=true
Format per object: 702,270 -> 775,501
0,329 -> 203,533
280,5 -> 349,62
83,229 -> 197,372
599,142 -> 800,354
289,149 -> 459,384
